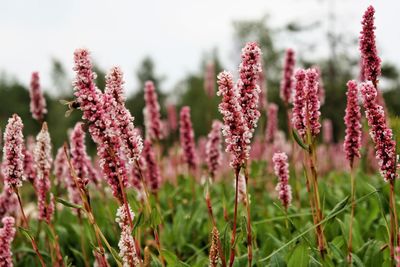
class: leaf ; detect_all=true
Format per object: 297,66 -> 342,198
150,207 -> 162,227
292,129 -> 309,150
326,196 -> 350,221
161,249 -> 179,266
133,211 -> 144,232
56,197 -> 83,210
18,227 -> 34,241
287,244 -> 309,267
269,253 -> 286,267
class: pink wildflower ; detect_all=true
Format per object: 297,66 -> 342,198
34,123 -> 53,223
53,147 -> 69,186
29,72 -> 47,122
237,42 -> 262,134
280,48 -> 296,104
359,5 -> 381,85
0,186 -> 18,219
361,82 -> 397,181
166,104 -> 178,132
70,122 -> 90,188
344,80 -> 362,166
265,103 -> 278,144
0,216 -> 16,267
292,70 -> 307,137
179,106 -> 197,171
206,120 -> 223,179
272,152 -> 292,209
217,71 -> 250,169
322,119 -> 333,144
144,81 -> 163,141
258,68 -> 268,111
304,68 -> 321,137
2,114 -> 25,189
142,140 -> 161,193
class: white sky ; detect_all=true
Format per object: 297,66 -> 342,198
0,0 -> 399,95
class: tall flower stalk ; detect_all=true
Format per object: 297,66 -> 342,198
344,80 -> 362,262
2,114 -> 46,267
360,81 -> 398,259
29,72 -> 47,122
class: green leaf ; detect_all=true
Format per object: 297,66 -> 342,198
150,207 -> 162,227
326,196 -> 350,220
287,244 -> 309,267
270,253 -> 286,267
56,197 -> 83,210
292,129 -> 309,150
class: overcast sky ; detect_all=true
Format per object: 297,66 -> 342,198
0,0 -> 399,95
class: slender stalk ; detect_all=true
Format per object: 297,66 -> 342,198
347,165 -> 356,265
78,213 -> 90,267
14,187 -> 47,267
48,222 -> 65,267
243,165 -> 253,267
229,167 -> 241,267
389,180 -> 397,260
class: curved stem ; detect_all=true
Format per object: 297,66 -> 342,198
229,167 -> 241,267
347,166 -> 356,265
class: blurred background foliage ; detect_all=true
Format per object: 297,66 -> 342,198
0,14 -> 399,154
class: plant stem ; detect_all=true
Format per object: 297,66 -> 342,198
244,165 -> 253,267
14,187 -> 47,267
348,166 -> 356,265
229,167 -> 241,267
389,180 -> 397,260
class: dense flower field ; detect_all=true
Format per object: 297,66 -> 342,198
1,5 -> 399,267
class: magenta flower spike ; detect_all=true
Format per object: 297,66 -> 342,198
344,80 -> 362,167
280,48 -> 296,105
0,185 -> 18,219
292,69 -> 307,138
23,142 -> 36,186
322,119 -> 333,144
143,140 -> 161,193
34,122 -> 53,223
166,104 -> 178,132
237,42 -> 262,134
144,81 -> 163,141
2,114 -> 25,190
206,120 -> 223,179
304,68 -> 321,137
360,82 -> 397,181
272,152 -> 292,209
105,66 -> 143,163
204,62 -> 215,98
0,216 -> 16,267
359,5 -> 381,85
179,106 -> 197,171
217,71 -> 250,169
265,103 -> 278,144
70,122 -> 90,188
29,72 -> 47,122
53,146 -> 69,186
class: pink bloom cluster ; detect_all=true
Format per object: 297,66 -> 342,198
236,174 -> 247,205
217,71 -> 250,169
205,120 -> 223,179
316,68 -> 325,105
29,72 -> 47,122
2,114 -> 25,189
204,62 -> 215,97
272,152 -> 292,209
143,140 -> 161,193
105,67 -> 143,163
361,82 -> 397,181
115,205 -> 140,267
344,80 -> 362,166
167,104 -> 178,132
292,70 -> 307,137
34,123 -> 54,223
292,69 -> 321,138
322,119 -> 333,144
0,216 -> 16,267
23,141 -> 36,185
179,106 -> 197,171
359,5 -> 381,84
280,48 -> 296,104
258,68 -> 268,111
53,146 -> 69,186
144,81 -> 163,141
73,50 -> 130,202
237,42 -> 262,134
0,186 -> 18,219
265,103 -> 278,144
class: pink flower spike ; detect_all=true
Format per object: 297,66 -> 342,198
272,152 -> 292,209
360,82 -> 397,181
34,122 -> 53,223
29,72 -> 47,122
280,48 -> 296,104
292,69 -> 307,138
53,146 -> 69,186
344,80 -> 362,167
217,71 -> 250,169
237,42 -> 262,134
179,106 -> 197,171
359,5 -> 381,85
204,61 -> 215,97
265,103 -> 278,144
206,120 -> 223,179
0,216 -> 16,266
70,122 -> 90,188
322,119 -> 333,144
143,140 -> 161,193
166,104 -> 178,132
304,68 -> 321,137
144,81 -> 163,141
2,114 -> 25,189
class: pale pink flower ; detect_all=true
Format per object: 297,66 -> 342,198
142,140 -> 161,193
70,122 -> 90,187
144,81 -> 163,141
291,70 -> 307,137
304,69 -> 321,137
265,103 -> 278,144
0,186 -> 18,219
29,72 -> 47,122
0,216 -> 16,267
322,119 -> 333,144
2,114 -> 25,189
179,106 -> 197,171
280,48 -> 296,104
53,146 -> 69,186
166,104 -> 178,132
206,120 -> 223,179
272,152 -> 292,209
